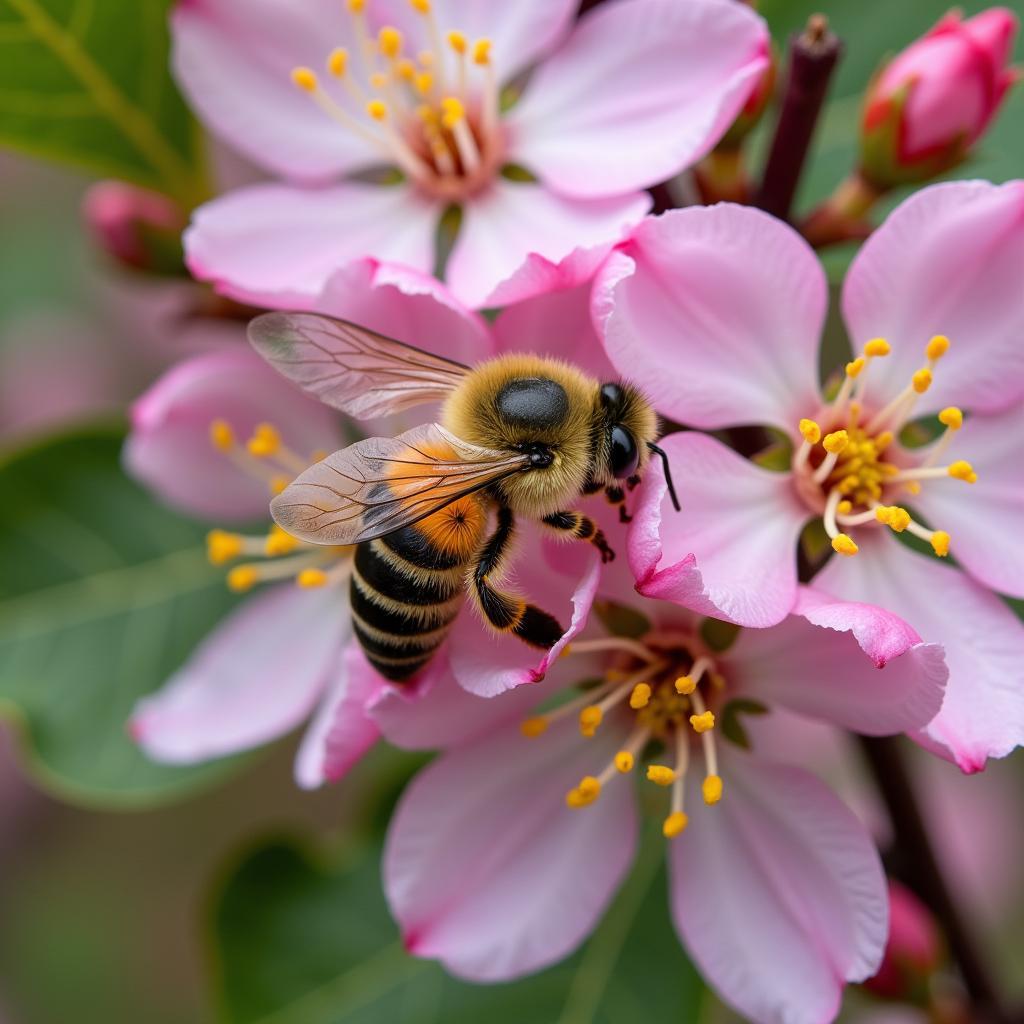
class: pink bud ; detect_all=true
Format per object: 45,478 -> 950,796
82,181 -> 185,273
861,8 -> 1018,186
865,881 -> 943,999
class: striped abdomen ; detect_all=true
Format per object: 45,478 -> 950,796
349,497 -> 485,682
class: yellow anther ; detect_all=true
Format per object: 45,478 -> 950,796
615,751 -> 635,773
247,423 -> 282,458
837,500 -> 853,515
864,338 -> 891,357
845,357 -> 865,378
938,407 -> 963,430
703,774 -> 724,805
904,481 -> 922,495
926,335 -> 950,361
206,530 -> 242,566
369,72 -> 389,89
875,505 -> 911,533
646,765 -> 676,787
447,30 -> 466,54
823,429 -> 849,454
297,568 -> 328,589
366,99 -> 388,121
604,668 -> 629,684
291,67 -> 318,93
270,475 -> 290,496
210,418 -> 234,451
415,103 -> 437,124
690,711 -> 716,734
831,533 -> 859,557
347,0 -> 365,11
414,72 -> 434,96
520,716 -> 548,738
663,811 -> 689,838
395,58 -> 416,81
798,418 -> 821,444
577,775 -> 601,801
472,37 -> 492,65
559,644 -> 573,659
912,368 -> 933,394
409,0 -> 430,12
875,430 -> 894,451
931,530 -> 951,557
378,26 -> 403,58
579,705 -> 603,737
440,96 -> 465,128
328,48 -> 348,77
948,460 -> 977,483
675,675 -> 696,695
837,475 -> 860,494
227,566 -> 259,593
629,683 -> 652,709
265,525 -> 299,557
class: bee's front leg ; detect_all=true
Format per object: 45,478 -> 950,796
541,511 -> 615,563
603,484 -> 631,523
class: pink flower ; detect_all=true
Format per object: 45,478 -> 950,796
595,182 -> 1024,773
127,259 -> 607,781
373,584 -> 946,1023
173,0 -> 768,308
82,181 -> 186,273
864,881 -> 941,999
861,9 -> 1018,187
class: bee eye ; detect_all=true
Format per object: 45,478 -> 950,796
609,426 -> 639,479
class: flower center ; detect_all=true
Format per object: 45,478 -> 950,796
791,335 -> 974,559
520,632 -> 726,840
290,0 -> 504,200
205,419 -> 353,591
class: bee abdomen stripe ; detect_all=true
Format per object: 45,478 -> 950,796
354,544 -> 461,605
353,620 -> 446,662
350,610 -> 450,650
349,576 -> 460,633
365,652 -> 432,682
380,525 -> 466,570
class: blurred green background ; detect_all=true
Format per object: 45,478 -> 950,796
0,0 -> 1022,1021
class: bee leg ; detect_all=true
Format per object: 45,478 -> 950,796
625,473 -> 642,492
542,511 -> 616,564
581,477 -> 604,496
472,505 -> 564,649
604,485 -> 631,523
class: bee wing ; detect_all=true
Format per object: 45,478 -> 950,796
248,312 -> 471,419
271,423 -> 529,545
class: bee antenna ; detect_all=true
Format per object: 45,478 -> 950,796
646,442 -> 681,513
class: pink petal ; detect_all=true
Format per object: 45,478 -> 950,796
448,522 -> 602,696
172,0 -> 375,182
670,748 -> 887,1024
384,717 -> 637,981
124,346 -> 340,522
724,587 -> 947,736
594,206 -> 825,432
131,584 -> 347,762
371,0 -> 576,84
507,0 -> 768,197
628,432 -> 806,627
815,530 -> 1024,772
841,180 -> 1024,417
294,638 -> 383,789
486,242 -> 613,309
447,180 -> 650,309
185,182 -> 439,307
908,405 -> 1024,598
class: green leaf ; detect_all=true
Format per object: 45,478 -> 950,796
720,698 -> 770,751
213,829 -> 704,1024
0,0 -> 207,205
0,426 -> 247,807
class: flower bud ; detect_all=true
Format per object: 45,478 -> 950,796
864,881 -> 943,999
860,8 -> 1019,188
82,181 -> 186,274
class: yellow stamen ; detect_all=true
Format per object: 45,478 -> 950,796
447,30 -> 466,55
579,704 -> 603,737
875,505 -> 911,533
210,419 -> 234,451
864,338 -> 891,357
247,422 -> 282,458
270,475 -> 289,496
938,407 -> 963,430
674,675 -> 696,695
926,335 -> 950,361
845,357 -> 865,378
297,568 -> 328,589
931,530 -> 951,557
327,48 -> 348,77
837,500 -> 853,515
629,683 -> 652,709
912,368 -> 932,394
703,774 -> 724,805
948,460 -> 977,483
409,0 -> 430,11
647,765 -> 676,787
265,525 -> 299,557
663,811 -> 689,838
615,751 -> 634,773
566,775 -> 601,808
347,0 -> 365,10
291,67 -> 318,93
414,72 -> 434,96
690,711 -> 715,734
798,418 -> 821,444
366,99 -> 388,121
440,95 -> 465,129
395,58 -> 416,81
472,38 -> 492,65
520,716 -> 548,738
207,530 -> 242,566
831,533 -> 859,556
227,566 -> 259,593
823,429 -> 849,454
378,26 -> 402,59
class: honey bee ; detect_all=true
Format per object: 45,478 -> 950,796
249,312 -> 680,683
